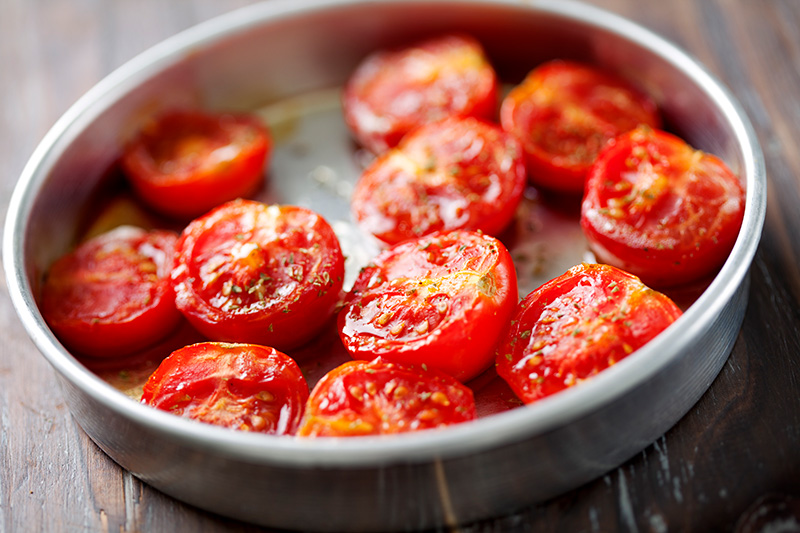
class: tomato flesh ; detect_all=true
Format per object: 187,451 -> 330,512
496,263 -> 682,403
40,226 -> 181,358
338,230 -> 517,382
581,126 -> 745,287
351,116 -> 526,244
141,342 -> 308,434
298,357 -> 476,437
343,33 -> 499,153
500,60 -> 661,193
121,110 -> 271,218
172,200 -> 345,350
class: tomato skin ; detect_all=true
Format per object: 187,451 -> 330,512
40,226 -> 182,358
298,357 -> 476,437
500,60 -> 661,193
121,110 -> 271,219
581,127 -> 746,287
351,116 -> 527,244
343,34 -> 499,154
141,342 -> 308,435
496,263 -> 682,404
338,230 -> 517,382
172,200 -> 345,350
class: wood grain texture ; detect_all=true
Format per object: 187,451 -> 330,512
2,1 -> 799,532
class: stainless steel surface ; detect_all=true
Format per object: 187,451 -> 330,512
3,0 -> 766,531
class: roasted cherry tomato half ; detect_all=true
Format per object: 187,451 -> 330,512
141,342 -> 308,434
172,200 -> 345,350
338,230 -> 517,382
40,225 -> 181,358
121,110 -> 271,218
500,60 -> 661,193
343,33 -> 499,154
298,357 -> 476,437
581,126 -> 746,288
496,263 -> 682,404
351,116 -> 527,244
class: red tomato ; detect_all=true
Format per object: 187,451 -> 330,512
338,230 -> 517,382
121,110 -> 271,218
40,226 -> 181,357
172,200 -> 345,350
500,60 -> 661,193
351,116 -> 527,244
496,263 -> 682,404
581,126 -> 746,287
298,357 -> 476,437
343,34 -> 499,154
141,342 -> 308,434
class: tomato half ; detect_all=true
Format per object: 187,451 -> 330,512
121,110 -> 271,218
298,357 -> 476,437
40,225 -> 181,357
496,263 -> 682,404
351,116 -> 527,244
343,33 -> 499,154
172,200 -> 345,350
581,126 -> 746,287
141,342 -> 308,434
500,60 -> 661,193
338,230 -> 517,382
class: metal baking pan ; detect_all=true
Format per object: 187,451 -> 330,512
3,0 -> 766,531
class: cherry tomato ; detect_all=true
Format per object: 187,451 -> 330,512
351,116 -> 526,244
172,200 -> 345,350
141,342 -> 308,434
581,126 -> 746,287
40,225 -> 181,357
500,60 -> 661,193
298,357 -> 476,437
343,33 -> 499,154
496,263 -> 682,404
338,230 -> 517,382
121,110 -> 271,218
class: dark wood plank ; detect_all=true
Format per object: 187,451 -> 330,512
2,1 -> 799,532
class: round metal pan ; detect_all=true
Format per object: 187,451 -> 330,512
3,0 -> 766,531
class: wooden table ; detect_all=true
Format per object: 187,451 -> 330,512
2,1 -> 799,531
